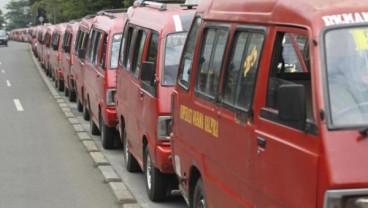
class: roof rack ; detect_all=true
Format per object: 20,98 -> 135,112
180,0 -> 198,9
68,19 -> 81,24
97,8 -> 128,19
133,0 -> 168,11
84,14 -> 96,19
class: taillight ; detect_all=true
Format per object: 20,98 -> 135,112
106,89 -> 116,106
157,116 -> 172,141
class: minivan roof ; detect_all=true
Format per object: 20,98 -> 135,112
198,0 -> 368,33
127,3 -> 195,34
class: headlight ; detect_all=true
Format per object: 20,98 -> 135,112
106,89 -> 116,106
157,116 -> 172,141
324,189 -> 368,208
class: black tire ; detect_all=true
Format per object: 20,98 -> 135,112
77,97 -> 83,112
57,79 -> 64,91
193,178 -> 207,208
122,125 -> 140,172
69,90 -> 76,102
144,146 -> 168,202
83,104 -> 90,120
100,111 -> 115,149
89,101 -> 100,135
64,87 -> 69,97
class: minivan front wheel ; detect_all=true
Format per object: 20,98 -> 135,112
193,178 -> 207,208
122,126 -> 140,172
144,146 -> 168,202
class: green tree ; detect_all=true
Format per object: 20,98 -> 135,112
5,0 -> 32,30
0,10 -> 5,30
30,0 -> 125,24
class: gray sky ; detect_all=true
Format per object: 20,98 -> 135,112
0,0 -> 12,14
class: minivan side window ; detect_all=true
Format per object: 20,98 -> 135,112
222,30 -> 265,112
131,30 -> 147,78
262,30 -> 314,129
178,17 -> 202,89
147,32 -> 158,63
86,30 -> 97,61
121,26 -> 136,71
195,27 -> 228,99
99,33 -> 108,70
93,32 -> 103,65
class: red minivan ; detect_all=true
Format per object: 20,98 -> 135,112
72,15 -> 96,117
43,25 -> 55,77
115,1 -> 195,201
83,10 -> 126,149
50,23 -> 67,91
170,0 -> 368,207
61,20 -> 80,102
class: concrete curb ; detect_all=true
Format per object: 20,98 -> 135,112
30,46 -> 139,207
109,182 -> 137,204
77,132 -> 92,141
82,140 -> 99,152
98,166 -> 122,183
90,152 -> 110,166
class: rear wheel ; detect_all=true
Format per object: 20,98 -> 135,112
57,79 -> 64,91
144,146 -> 168,202
193,178 -> 207,208
77,97 -> 83,112
69,90 -> 76,102
83,99 -> 90,121
64,87 -> 69,97
122,125 -> 140,172
100,111 -> 115,149
89,101 -> 100,135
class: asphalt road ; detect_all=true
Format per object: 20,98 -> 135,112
0,41 -> 188,208
0,42 -> 120,208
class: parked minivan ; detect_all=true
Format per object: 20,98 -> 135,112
83,9 -> 126,149
61,20 -> 80,102
72,15 -> 96,117
50,23 -> 67,91
43,25 -> 55,76
170,0 -> 368,207
115,1 -> 195,201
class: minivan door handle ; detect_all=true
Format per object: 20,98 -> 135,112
256,137 -> 266,148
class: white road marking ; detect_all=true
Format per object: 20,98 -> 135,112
13,99 -> 24,111
1,70 -> 4,74
6,80 -> 11,87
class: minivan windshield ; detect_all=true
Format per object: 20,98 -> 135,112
163,32 -> 187,86
325,27 -> 368,128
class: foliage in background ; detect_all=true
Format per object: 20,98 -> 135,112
0,10 -> 5,30
5,0 -> 32,31
5,0 -> 135,30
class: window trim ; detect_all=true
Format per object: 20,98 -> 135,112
178,16 -> 203,91
220,26 -> 267,115
260,27 -> 317,133
193,23 -> 231,103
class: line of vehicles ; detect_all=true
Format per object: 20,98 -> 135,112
8,0 -> 368,207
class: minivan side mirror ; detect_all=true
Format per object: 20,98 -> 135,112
277,84 -> 306,125
78,49 -> 85,59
